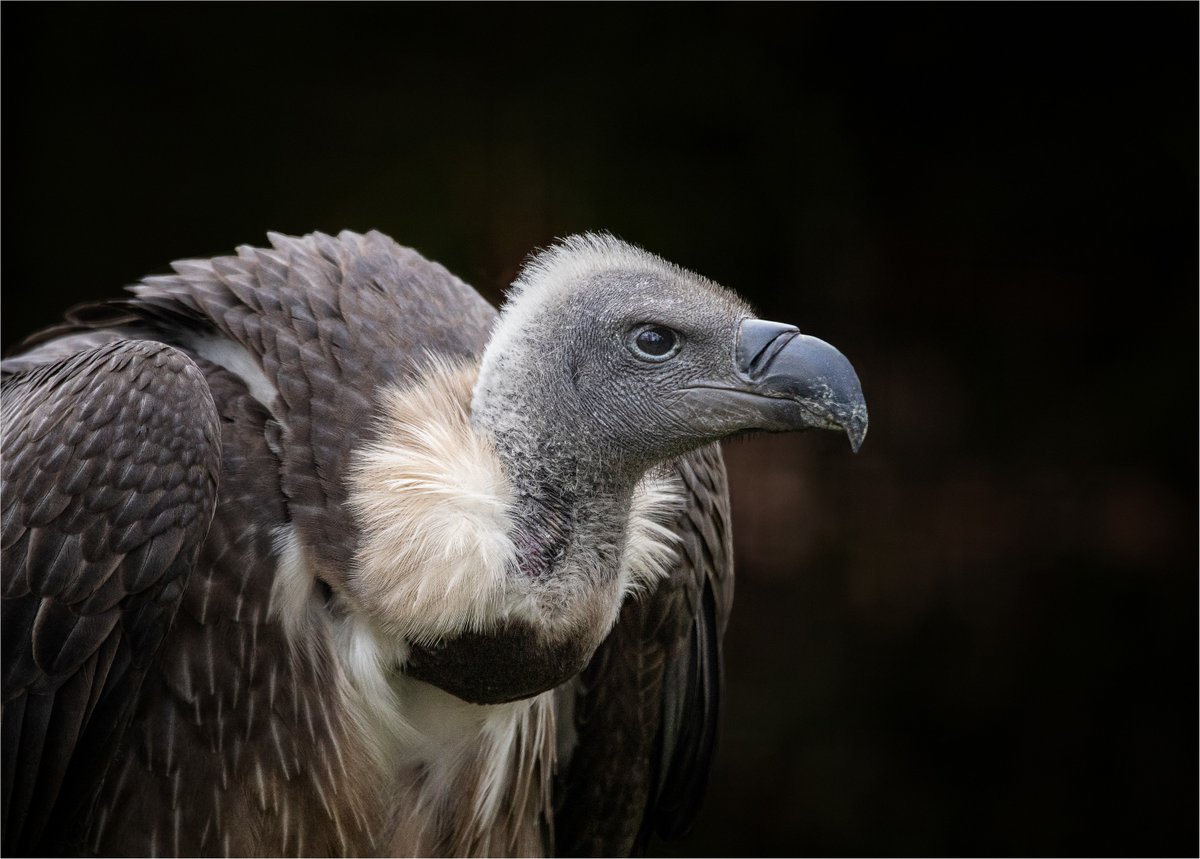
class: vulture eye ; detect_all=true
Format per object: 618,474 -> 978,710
628,324 -> 681,362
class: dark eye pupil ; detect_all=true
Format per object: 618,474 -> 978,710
636,326 -> 675,356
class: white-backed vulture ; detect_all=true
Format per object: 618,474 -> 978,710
1,231 -> 867,856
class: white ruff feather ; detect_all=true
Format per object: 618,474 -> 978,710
346,358 -> 518,646
621,468 -> 685,597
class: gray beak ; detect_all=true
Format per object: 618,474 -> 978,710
734,318 -> 869,452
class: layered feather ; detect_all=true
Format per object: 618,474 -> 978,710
346,358 -> 518,646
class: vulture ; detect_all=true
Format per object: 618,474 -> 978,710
1,230 -> 867,857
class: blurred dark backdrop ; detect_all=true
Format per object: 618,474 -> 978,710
3,4 -> 1196,856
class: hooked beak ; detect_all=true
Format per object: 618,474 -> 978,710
734,318 -> 868,451
681,317 -> 868,452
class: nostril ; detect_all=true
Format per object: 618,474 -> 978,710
736,319 -> 801,379
747,330 -> 800,378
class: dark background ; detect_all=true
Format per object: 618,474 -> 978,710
3,4 -> 1196,856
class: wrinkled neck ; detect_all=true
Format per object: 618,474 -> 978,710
501,449 -> 636,583
471,335 -> 645,582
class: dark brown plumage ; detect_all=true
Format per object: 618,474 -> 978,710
2,341 -> 221,854
1,230 -> 864,856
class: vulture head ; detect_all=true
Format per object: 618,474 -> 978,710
348,234 -> 867,704
473,234 -> 867,472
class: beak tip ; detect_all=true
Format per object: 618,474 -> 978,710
845,410 -> 868,454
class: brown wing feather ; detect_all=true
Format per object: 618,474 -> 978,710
82,361 -> 382,857
31,230 -> 497,588
1,340 -> 221,855
555,442 -> 735,856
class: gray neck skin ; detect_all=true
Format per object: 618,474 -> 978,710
471,348 -> 640,584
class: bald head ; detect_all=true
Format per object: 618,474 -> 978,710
472,235 -> 758,481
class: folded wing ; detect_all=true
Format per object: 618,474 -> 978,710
1,340 -> 221,854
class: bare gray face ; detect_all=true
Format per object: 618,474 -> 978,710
472,238 -> 867,493
552,269 -> 754,467
502,266 -> 866,480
